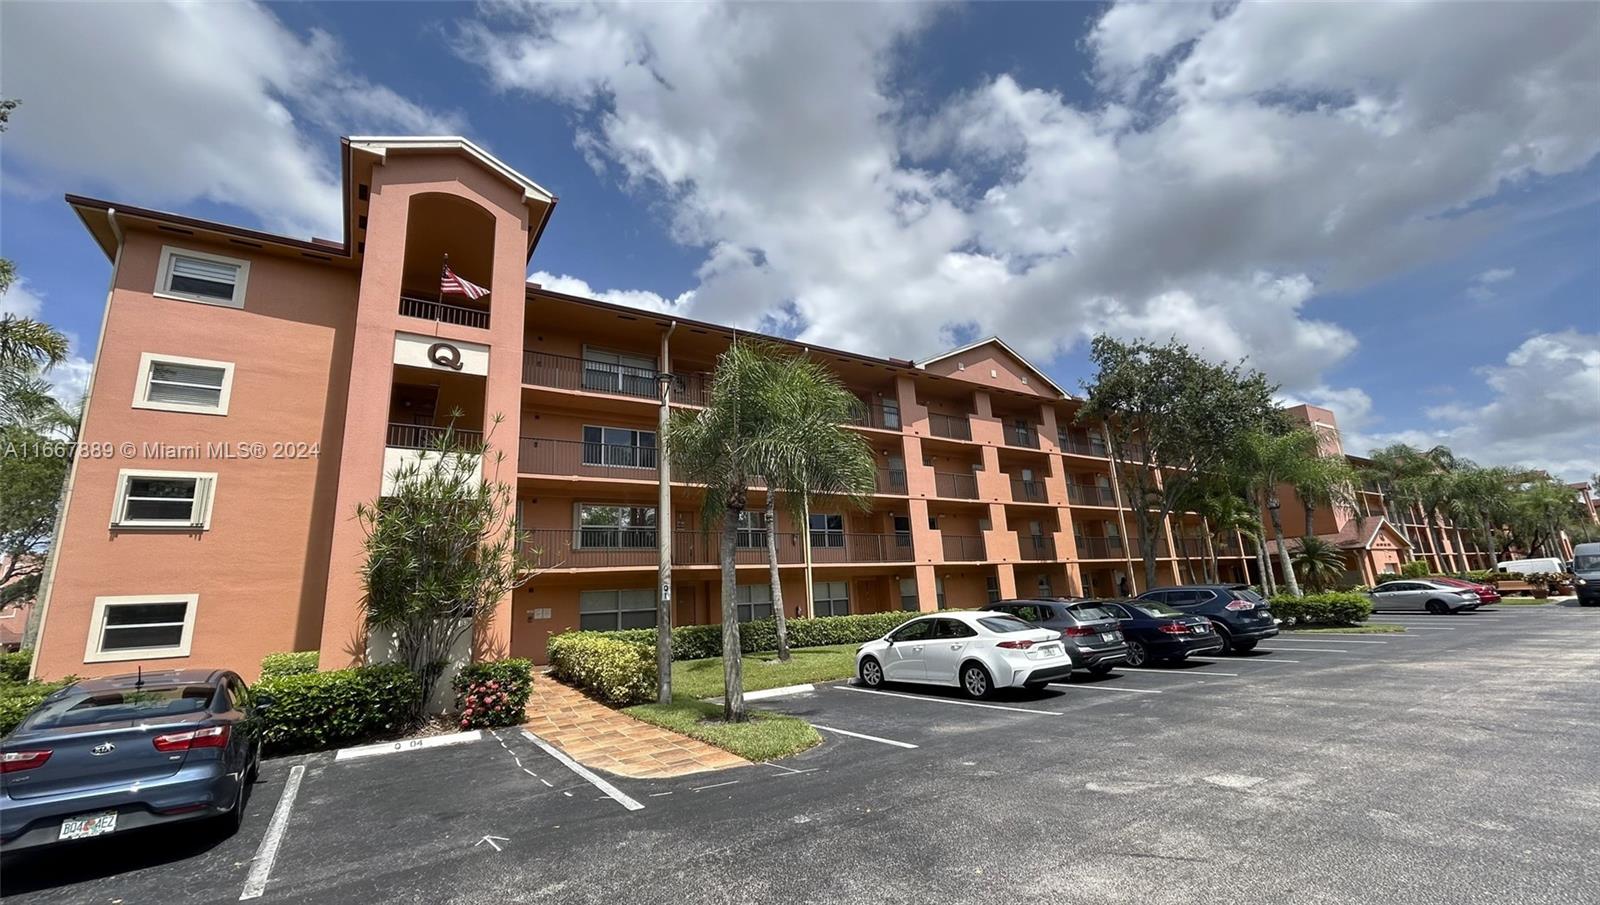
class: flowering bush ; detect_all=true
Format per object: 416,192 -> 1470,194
453,659 -> 534,730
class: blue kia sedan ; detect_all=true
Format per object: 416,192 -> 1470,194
1,669 -> 263,851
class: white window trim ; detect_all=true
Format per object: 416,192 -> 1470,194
155,245 -> 250,309
83,593 -> 199,663
581,424 -> 658,469
131,352 -> 235,416
110,469 -> 218,530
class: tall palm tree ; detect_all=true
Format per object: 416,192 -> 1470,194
0,314 -> 69,370
664,341 -> 875,720
1291,536 -> 1347,592
1446,464 -> 1514,569
1239,429 -> 1322,597
1293,453 -> 1358,539
1362,444 -> 1438,569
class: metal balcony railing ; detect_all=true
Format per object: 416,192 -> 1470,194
518,437 -> 657,476
850,402 -> 903,431
1006,425 -> 1040,449
1058,434 -> 1108,458
941,534 -> 987,561
928,412 -> 973,441
1175,538 -> 1208,557
1010,478 -> 1047,503
934,471 -> 980,499
521,351 -> 714,406
1067,484 -> 1118,506
1019,535 -> 1056,560
522,528 -> 805,569
875,468 -> 909,494
399,294 -> 489,329
386,422 -> 483,450
1075,536 -> 1125,559
809,533 -> 915,564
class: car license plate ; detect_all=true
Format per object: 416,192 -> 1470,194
1035,643 -> 1062,658
1193,624 -> 1209,633
60,811 -> 117,841
1100,632 -> 1119,643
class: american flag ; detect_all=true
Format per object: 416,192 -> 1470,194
441,263 -> 489,300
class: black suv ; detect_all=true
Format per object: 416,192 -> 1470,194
1136,585 -> 1278,654
987,599 -> 1128,674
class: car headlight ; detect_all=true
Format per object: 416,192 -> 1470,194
1578,578 -> 1589,586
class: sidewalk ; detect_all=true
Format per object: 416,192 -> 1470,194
524,679 -> 748,779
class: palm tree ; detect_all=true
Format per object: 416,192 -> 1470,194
663,341 -> 875,719
1293,453 -> 1358,539
1446,464 -> 1514,569
0,314 -> 69,370
1291,536 -> 1347,592
1362,444 -> 1437,569
1238,429 -> 1322,597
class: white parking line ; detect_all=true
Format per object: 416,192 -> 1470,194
1190,657 -> 1303,664
1253,646 -> 1351,653
1274,637 -> 1391,644
834,685 -> 1058,715
520,730 -> 644,811
1048,682 -> 1163,694
1157,669 -> 1239,677
814,725 -> 919,749
240,764 -> 304,900
334,730 -> 481,761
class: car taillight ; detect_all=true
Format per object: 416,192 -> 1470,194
997,639 -> 1036,650
1063,626 -> 1097,638
1,750 -> 52,773
1157,623 -> 1190,634
1224,600 -> 1257,611
153,725 -> 230,753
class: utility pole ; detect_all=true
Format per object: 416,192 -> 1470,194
655,324 -> 676,702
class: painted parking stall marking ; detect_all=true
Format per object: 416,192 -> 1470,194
1048,682 -> 1166,694
335,730 -> 481,761
520,730 -> 644,811
239,764 -> 305,900
814,725 -> 919,749
833,685 -> 1059,715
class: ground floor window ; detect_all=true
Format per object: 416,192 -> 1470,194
986,576 -> 1001,604
936,577 -> 947,608
813,580 -> 850,617
899,578 -> 919,611
579,589 -> 656,631
736,584 -> 775,622
85,594 -> 198,662
1037,575 -> 1053,597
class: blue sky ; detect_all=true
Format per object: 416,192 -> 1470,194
2,1 -> 1597,478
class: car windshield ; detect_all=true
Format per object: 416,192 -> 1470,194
1067,605 -> 1114,621
1574,554 -> 1600,572
1229,587 -> 1265,603
20,685 -> 214,731
1130,602 -> 1182,617
977,616 -> 1035,633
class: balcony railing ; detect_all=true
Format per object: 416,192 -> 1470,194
934,471 -> 980,499
386,422 -> 483,450
518,437 -> 657,476
1067,484 -> 1118,506
809,533 -> 914,564
1058,434 -> 1108,458
875,468 -> 909,494
851,402 -> 903,431
521,351 -> 714,406
1006,425 -> 1040,449
399,294 -> 489,329
1175,538 -> 1208,557
928,412 -> 973,441
941,534 -> 986,561
522,528 -> 805,569
1019,535 -> 1056,560
1009,478 -> 1047,503
1075,536 -> 1125,559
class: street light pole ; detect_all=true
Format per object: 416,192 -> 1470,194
654,329 -> 676,702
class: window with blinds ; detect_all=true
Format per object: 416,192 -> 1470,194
134,354 -> 233,414
157,246 -> 249,307
86,594 -> 200,662
113,471 -> 216,529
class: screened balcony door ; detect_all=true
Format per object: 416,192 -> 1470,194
581,426 -> 658,470
582,348 -> 657,397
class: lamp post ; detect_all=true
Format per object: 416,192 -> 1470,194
654,367 -> 675,702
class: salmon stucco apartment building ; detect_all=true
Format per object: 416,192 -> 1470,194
28,136 -> 1482,682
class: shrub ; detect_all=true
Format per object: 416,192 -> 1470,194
0,649 -> 33,685
254,663 -> 421,755
1400,561 -> 1431,578
453,659 -> 535,730
585,610 -> 923,662
259,650 -> 319,679
1270,591 -> 1373,626
0,680 -> 70,736
548,633 -> 656,707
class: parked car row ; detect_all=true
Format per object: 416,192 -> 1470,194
856,584 -> 1278,699
1366,578 -> 1487,613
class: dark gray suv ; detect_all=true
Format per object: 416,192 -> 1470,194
1136,585 -> 1279,654
987,599 -> 1128,675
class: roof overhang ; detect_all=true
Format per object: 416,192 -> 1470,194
916,335 -> 1073,399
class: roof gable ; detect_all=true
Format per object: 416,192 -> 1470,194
917,336 -> 1070,399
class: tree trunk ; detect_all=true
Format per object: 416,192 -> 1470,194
1137,511 -> 1160,590
1203,526 -> 1219,584
1267,493 -> 1301,597
1480,516 -> 1497,569
1424,510 -> 1450,574
1450,524 -> 1470,572
766,491 -> 790,661
720,503 -> 746,722
1304,501 -> 1316,538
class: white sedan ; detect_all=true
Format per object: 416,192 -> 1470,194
855,611 -> 1072,699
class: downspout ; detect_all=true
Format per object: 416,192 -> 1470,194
655,320 -> 676,703
27,209 -> 124,679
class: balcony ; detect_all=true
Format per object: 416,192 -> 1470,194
523,528 -> 804,569
1009,478 -> 1047,503
928,412 -> 973,441
851,402 -> 903,431
1005,425 -> 1040,449
1018,535 -> 1056,561
809,534 -> 914,564
874,468 -> 909,495
941,534 -> 986,561
1075,536 -> 1125,559
1175,538 -> 1207,557
1058,434 -> 1108,458
934,471 -> 980,500
518,437 -> 656,477
1067,484 -> 1118,506
399,294 -> 489,330
522,351 -> 714,406
386,422 -> 483,450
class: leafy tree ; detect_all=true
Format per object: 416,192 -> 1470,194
1504,476 -> 1578,560
1446,463 -> 1516,566
1293,451 -> 1358,539
1291,536 -> 1348,592
664,341 -> 875,719
358,416 -> 531,722
1174,474 -> 1260,585
0,424 -> 69,608
1361,444 -> 1442,567
1077,337 -> 1278,590
1237,428 -> 1322,597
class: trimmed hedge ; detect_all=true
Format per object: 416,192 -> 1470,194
1400,561 -> 1431,578
0,649 -> 33,684
548,633 -> 656,707
259,650 -> 319,679
454,659 -> 535,730
1270,591 -> 1373,627
0,680 -> 70,736
588,610 -> 923,662
254,663 -> 420,755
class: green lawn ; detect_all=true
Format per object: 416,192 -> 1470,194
624,698 -> 822,761
1286,623 -> 1407,634
670,643 -> 860,701
1494,598 -> 1552,606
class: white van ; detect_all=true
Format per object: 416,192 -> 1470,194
1572,542 -> 1600,606
1496,557 -> 1566,576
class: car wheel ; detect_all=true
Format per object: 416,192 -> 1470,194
960,662 -> 994,700
1088,663 -> 1114,676
858,656 -> 885,688
1212,624 -> 1235,655
1124,640 -> 1149,667
217,774 -> 247,837
1425,599 -> 1449,615
1233,640 -> 1257,653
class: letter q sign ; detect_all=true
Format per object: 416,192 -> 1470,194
428,342 -> 464,371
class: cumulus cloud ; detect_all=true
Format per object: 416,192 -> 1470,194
458,0 -> 1600,400
0,1 -> 465,238
1466,267 -> 1517,301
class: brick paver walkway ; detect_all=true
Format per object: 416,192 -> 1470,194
523,679 -> 748,779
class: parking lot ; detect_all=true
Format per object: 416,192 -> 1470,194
4,603 -> 1596,905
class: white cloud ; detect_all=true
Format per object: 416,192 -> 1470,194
1466,266 -> 1516,301
0,279 -> 93,409
458,0 -> 1600,404
0,1 -> 464,238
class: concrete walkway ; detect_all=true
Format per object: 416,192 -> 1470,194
523,680 -> 748,779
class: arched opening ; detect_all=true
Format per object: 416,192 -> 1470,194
398,193 -> 497,329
